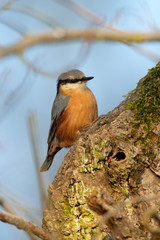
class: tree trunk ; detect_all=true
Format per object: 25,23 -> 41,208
42,62 -> 160,240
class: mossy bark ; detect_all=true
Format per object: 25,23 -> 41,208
42,63 -> 160,240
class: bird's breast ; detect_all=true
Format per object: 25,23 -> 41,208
56,88 -> 98,147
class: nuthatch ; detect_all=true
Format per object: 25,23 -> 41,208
40,69 -> 98,172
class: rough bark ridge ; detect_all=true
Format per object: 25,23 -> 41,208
42,63 -> 160,240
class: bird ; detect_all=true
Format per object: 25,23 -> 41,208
40,69 -> 98,172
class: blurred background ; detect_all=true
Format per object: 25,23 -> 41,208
0,0 -> 160,239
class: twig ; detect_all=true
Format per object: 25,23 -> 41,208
54,0 -> 107,27
0,197 -> 16,214
55,0 -> 159,61
20,40 -> 91,78
28,111 -> 47,210
0,211 -> 51,240
1,1 -> 63,29
0,197 -> 37,240
1,29 -> 160,59
0,0 -> 17,14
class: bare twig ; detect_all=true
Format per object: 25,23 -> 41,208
1,29 -> 160,60
54,0 -> 107,27
55,0 -> 159,61
0,211 -> 51,240
0,197 -> 16,214
20,40 -> 91,78
0,197 -> 37,240
28,112 -> 47,211
0,0 -> 18,15
0,1 -> 63,29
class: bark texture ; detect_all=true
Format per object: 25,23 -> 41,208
42,63 -> 160,240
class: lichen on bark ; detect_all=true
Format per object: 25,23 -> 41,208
42,62 -> 160,240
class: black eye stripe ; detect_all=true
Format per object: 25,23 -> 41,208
59,78 -> 85,85
57,76 -> 93,94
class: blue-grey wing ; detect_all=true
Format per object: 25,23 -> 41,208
47,94 -> 70,145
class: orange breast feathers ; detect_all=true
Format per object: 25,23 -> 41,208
56,87 -> 98,147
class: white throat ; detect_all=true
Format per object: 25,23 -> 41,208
61,81 -> 87,90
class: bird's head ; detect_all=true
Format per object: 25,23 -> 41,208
57,69 -> 94,93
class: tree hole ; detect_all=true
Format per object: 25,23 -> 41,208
113,151 -> 126,161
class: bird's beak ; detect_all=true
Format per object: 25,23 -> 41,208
83,76 -> 94,81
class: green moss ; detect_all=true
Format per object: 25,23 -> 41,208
127,65 -> 160,126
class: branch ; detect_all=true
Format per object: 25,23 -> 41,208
58,0 -> 159,61
3,2 -> 63,28
0,197 -> 16,214
28,111 -> 47,210
1,28 -> 160,59
0,211 -> 52,240
0,197 -> 37,240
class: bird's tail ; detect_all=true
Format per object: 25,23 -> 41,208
40,146 -> 61,172
40,156 -> 53,172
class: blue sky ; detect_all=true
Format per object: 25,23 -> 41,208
0,0 -> 160,239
